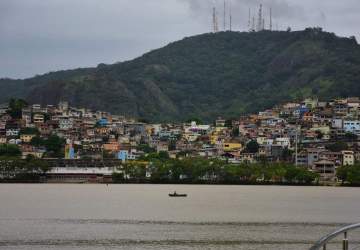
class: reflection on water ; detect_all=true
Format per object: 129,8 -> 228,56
0,184 -> 360,250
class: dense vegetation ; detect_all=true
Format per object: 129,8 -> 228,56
0,157 -> 50,182
7,98 -> 28,119
337,164 -> 360,186
112,152 -> 319,185
30,135 -> 65,158
0,145 -> 50,182
0,144 -> 21,157
1,28 -> 360,122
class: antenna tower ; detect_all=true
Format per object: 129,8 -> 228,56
257,4 -> 263,31
262,18 -> 265,30
229,1 -> 232,31
248,8 -> 251,31
223,0 -> 226,31
269,7 -> 273,31
212,7 -> 219,33
251,15 -> 255,32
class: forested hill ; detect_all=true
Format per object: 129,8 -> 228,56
1,28 -> 360,121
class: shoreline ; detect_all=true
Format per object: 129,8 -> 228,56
0,181 -> 354,187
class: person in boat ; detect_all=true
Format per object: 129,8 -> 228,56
174,191 -> 177,195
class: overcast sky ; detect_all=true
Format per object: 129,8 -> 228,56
1,0 -> 359,79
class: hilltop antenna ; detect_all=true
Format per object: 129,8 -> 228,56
248,8 -> 251,31
257,4 -> 263,32
212,7 -> 219,33
229,1 -> 232,31
223,0 -> 226,31
251,14 -> 255,32
262,18 -> 265,30
269,7 -> 273,31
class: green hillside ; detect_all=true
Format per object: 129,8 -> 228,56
1,28 -> 360,121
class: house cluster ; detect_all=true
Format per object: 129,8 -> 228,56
1,97 -> 360,182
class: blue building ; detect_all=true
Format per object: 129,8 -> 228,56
98,118 -> 108,127
117,150 -> 128,162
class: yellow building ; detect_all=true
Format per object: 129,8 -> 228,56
210,135 -> 218,145
223,142 -> 242,152
310,126 -> 330,135
20,134 -> 36,143
210,127 -> 227,144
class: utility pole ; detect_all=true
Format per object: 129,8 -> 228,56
295,123 -> 299,166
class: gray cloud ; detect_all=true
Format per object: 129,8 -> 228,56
0,0 -> 359,79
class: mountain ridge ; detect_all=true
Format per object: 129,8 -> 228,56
1,28 -> 360,121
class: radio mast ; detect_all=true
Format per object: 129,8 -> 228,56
257,4 -> 263,32
229,1 -> 232,31
212,7 -> 219,33
223,0 -> 226,30
269,7 -> 273,31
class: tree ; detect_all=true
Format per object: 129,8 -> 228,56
345,132 -> 357,141
103,150 -> 115,159
315,130 -> 323,140
140,151 -> 170,161
347,166 -> 360,185
168,140 -> 177,151
137,144 -> 155,153
336,165 -> 349,184
337,164 -> 360,185
7,98 -> 28,119
224,119 -> 233,128
0,144 -> 21,157
281,148 -> 293,161
44,135 -> 65,157
112,172 -> 124,183
326,142 -> 348,152
30,136 -> 44,147
232,127 -> 239,137
295,167 -> 318,184
20,127 -> 40,135
246,140 -> 260,153
0,156 -> 52,182
158,151 -> 170,160
25,157 -> 50,174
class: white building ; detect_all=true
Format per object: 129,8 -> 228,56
275,137 -> 291,148
59,117 -> 74,130
6,128 -> 19,137
342,151 -> 355,166
343,120 -> 360,135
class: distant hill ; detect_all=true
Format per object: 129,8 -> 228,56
1,28 -> 360,121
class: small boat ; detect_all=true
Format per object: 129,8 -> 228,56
169,192 -> 187,197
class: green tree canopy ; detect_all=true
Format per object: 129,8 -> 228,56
7,98 -> 28,119
0,144 -> 21,157
246,140 -> 260,153
20,127 -> 40,135
326,141 -> 349,152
